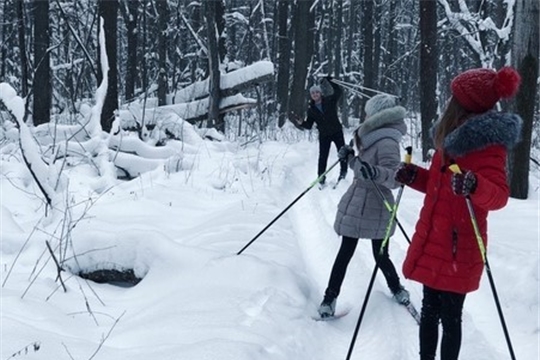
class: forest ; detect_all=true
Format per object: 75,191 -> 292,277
0,0 -> 538,199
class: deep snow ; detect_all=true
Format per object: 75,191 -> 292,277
1,130 -> 539,360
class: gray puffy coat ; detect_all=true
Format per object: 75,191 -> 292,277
333,105 -> 407,239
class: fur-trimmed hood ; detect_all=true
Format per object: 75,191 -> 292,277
442,111 -> 522,157
356,106 -> 407,150
357,106 -> 407,137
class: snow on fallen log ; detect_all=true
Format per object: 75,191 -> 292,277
119,93 -> 257,129
169,60 -> 274,104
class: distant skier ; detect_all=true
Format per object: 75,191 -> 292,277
318,93 -> 410,318
395,66 -> 522,360
295,76 -> 347,185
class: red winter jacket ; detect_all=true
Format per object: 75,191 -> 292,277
402,111 -> 522,294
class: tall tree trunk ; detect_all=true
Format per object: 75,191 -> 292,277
15,0 -> 27,97
333,0 -> 347,127
419,0 -> 438,161
97,0 -> 118,133
360,0 -> 374,121
509,0 -> 539,199
1,0 -> 13,80
216,0 -> 226,63
33,0 -> 51,125
382,0 -> 398,94
288,0 -> 315,122
156,0 -> 169,106
205,0 -> 222,132
125,0 -> 138,101
346,1 -> 360,119
372,2 -> 382,90
276,0 -> 290,128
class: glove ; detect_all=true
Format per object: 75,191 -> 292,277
338,145 -> 354,160
394,162 -> 418,185
325,75 -> 333,81
451,170 -> 477,196
359,160 -> 379,180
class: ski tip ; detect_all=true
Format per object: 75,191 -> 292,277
311,309 -> 350,321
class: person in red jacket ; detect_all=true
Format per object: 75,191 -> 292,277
395,67 -> 522,360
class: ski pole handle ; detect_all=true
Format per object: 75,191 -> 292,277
448,163 -> 462,174
448,162 -> 486,262
379,146 -> 414,253
404,146 -> 413,164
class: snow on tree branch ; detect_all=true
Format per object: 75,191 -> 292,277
0,82 -> 64,211
438,0 -> 515,67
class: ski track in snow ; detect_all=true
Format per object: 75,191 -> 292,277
282,145 -> 420,360
282,142 -> 508,360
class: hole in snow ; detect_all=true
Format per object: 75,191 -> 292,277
78,268 -> 142,288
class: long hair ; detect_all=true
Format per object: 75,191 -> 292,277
433,96 -> 472,149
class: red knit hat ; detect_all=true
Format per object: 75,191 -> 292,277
450,66 -> 521,113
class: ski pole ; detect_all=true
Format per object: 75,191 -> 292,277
345,262 -> 379,360
331,78 -> 400,98
448,163 -> 516,360
236,159 -> 340,255
378,145 -> 413,252
345,147 -> 413,360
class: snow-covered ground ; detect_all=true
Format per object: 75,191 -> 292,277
1,131 -> 538,360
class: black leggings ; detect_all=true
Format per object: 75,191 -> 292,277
318,131 -> 347,177
326,237 -> 402,298
420,286 -> 466,360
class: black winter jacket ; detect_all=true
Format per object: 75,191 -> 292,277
300,81 -> 343,139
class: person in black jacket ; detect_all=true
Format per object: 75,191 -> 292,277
296,76 -> 347,184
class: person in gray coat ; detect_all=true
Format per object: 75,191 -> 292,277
318,93 -> 410,318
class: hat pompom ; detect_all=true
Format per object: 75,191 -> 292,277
495,67 -> 521,98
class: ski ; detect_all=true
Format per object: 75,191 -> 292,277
402,301 -> 421,325
332,179 -> 342,189
332,176 -> 347,189
312,308 -> 351,321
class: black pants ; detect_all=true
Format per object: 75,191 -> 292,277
325,237 -> 402,298
318,131 -> 347,178
420,286 -> 466,360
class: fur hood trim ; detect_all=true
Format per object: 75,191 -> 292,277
444,111 -> 522,157
357,106 -> 407,137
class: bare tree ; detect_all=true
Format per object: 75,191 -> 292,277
205,0 -> 222,132
15,0 -> 28,97
97,0 -> 118,133
360,0 -> 375,120
509,0 -> 539,199
419,0 -> 438,161
333,0 -> 348,127
33,0 -> 51,125
276,0 -> 290,128
438,0 -> 514,68
122,0 -> 139,101
288,0 -> 315,123
156,0 -> 169,106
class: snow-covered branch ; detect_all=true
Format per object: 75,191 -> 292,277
0,82 -> 65,210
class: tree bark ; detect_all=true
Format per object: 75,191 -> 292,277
205,0 -> 222,132
97,0 -> 118,133
509,0 -> 539,199
156,0 -> 169,106
360,0 -> 374,121
276,0 -> 290,128
33,0 -> 51,125
288,0 -> 315,123
124,0 -> 138,101
15,0 -> 27,97
334,0 -> 348,127
419,0 -> 438,161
